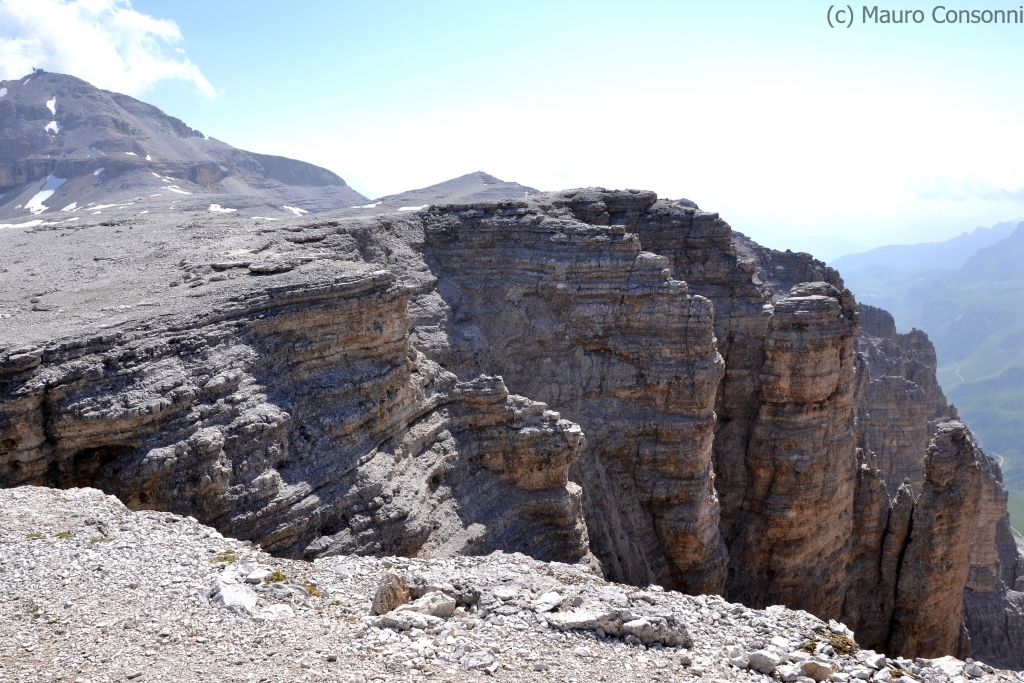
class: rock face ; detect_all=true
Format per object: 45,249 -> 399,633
417,191 -> 727,594
856,305 -> 954,495
887,422 -> 983,659
1,185 -> 1022,666
848,305 -> 1024,666
1,263 -> 591,564
632,197 -> 863,617
962,442 -> 1024,670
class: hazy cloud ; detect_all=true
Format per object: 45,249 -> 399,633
913,177 -> 1024,203
0,0 -> 215,98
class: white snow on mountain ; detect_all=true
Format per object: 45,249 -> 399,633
46,96 -> 56,115
24,176 -> 67,215
45,121 -> 60,134
283,205 -> 308,216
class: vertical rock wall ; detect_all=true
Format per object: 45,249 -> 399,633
418,194 -> 728,594
633,199 -> 862,617
888,422 -> 983,659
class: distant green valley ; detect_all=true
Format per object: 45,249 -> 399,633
838,222 -> 1024,502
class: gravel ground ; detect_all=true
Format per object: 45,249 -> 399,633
1,487 -> 1018,683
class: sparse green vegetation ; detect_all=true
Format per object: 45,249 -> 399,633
89,536 -> 114,545
26,606 -> 38,614
1007,492 -> 1024,538
266,570 -> 287,583
825,632 -> 858,655
800,632 -> 859,656
25,532 -> 42,539
209,551 -> 238,564
303,582 -> 322,597
56,531 -> 73,539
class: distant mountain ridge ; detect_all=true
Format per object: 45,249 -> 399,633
830,220 -> 1020,272
364,171 -> 539,211
0,70 -> 367,221
0,71 -> 544,226
841,222 -> 1024,497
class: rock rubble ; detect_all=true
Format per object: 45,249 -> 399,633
3,486 -> 1018,683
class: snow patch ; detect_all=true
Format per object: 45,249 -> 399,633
0,220 -> 45,230
165,186 -> 191,195
140,211 -> 149,214
46,96 -> 56,115
0,217 -> 78,231
398,205 -> 430,212
252,217 -> 277,221
352,203 -> 380,209
91,203 -> 133,211
93,167 -> 105,176
149,194 -> 162,197
125,152 -> 137,156
45,121 -> 60,135
146,155 -> 152,161
208,204 -> 236,213
24,176 -> 67,215
283,205 -> 309,216
0,88 -> 7,98
61,202 -> 78,212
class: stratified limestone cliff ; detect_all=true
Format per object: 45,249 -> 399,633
1,188 -> 1022,667
849,304 -> 1024,665
1,265 -> 590,564
633,195 -> 862,617
961,441 -> 1024,670
887,422 -> 983,659
856,305 -> 954,495
416,192 -> 727,594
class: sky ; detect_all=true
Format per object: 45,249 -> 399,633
3,0 -> 1024,258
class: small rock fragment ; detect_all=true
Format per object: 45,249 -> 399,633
372,572 -> 410,615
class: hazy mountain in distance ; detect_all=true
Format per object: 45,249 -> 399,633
739,229 -> 865,263
0,70 -> 367,223
841,222 -> 1024,493
830,220 -> 1019,272
359,171 -> 539,211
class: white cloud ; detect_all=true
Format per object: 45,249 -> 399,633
0,0 -> 215,98
913,177 -> 1024,203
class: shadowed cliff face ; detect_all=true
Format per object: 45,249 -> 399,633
417,192 -> 728,594
0,266 -> 591,564
1,188 -> 1022,666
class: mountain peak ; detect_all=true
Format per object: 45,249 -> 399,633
0,71 -> 365,222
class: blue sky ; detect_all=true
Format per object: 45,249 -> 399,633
4,1 -> 1024,257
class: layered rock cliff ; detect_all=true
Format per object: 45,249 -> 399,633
0,263 -> 591,565
1,188 -> 1022,666
848,306 -> 1024,668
